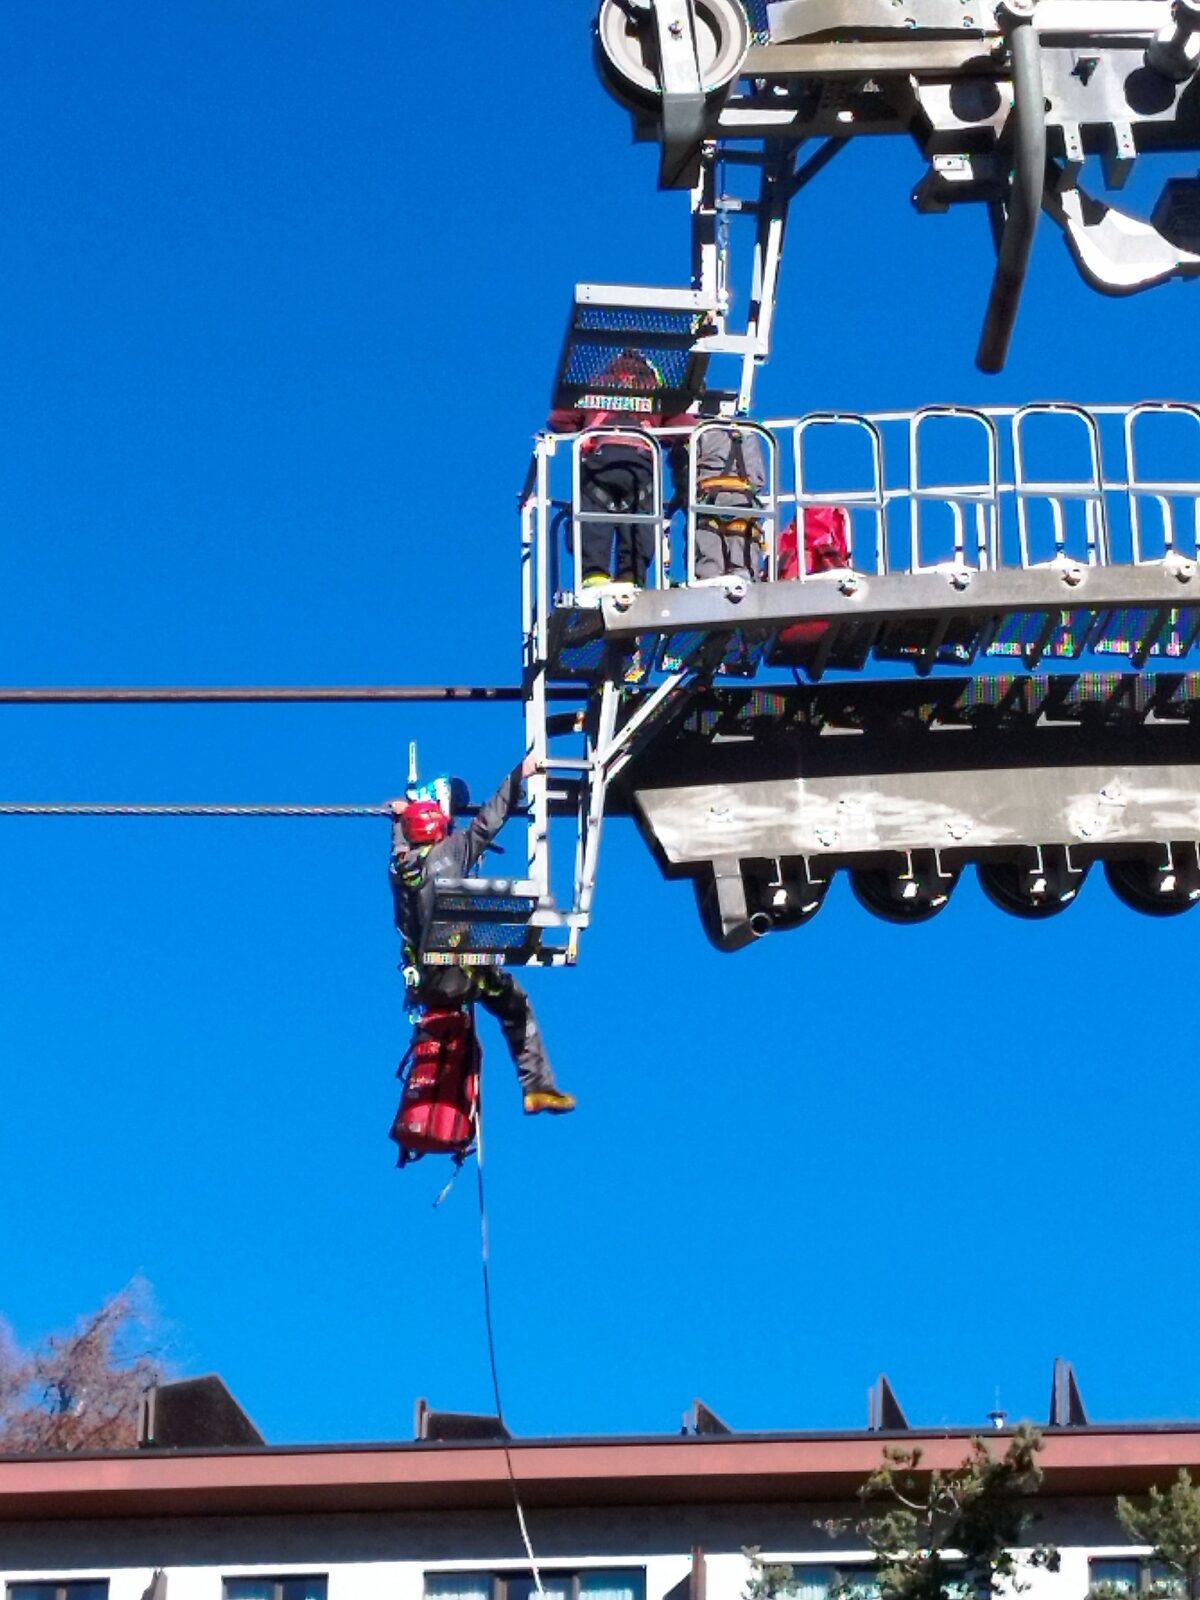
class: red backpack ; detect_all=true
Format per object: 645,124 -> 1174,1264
390,1007 -> 481,1167
771,507 -> 853,662
777,506 -> 851,577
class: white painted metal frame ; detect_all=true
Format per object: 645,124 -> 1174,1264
518,398 -> 1200,962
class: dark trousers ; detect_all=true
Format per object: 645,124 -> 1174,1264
414,969 -> 557,1095
580,444 -> 655,583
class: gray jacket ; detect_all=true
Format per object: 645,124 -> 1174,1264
390,767 -> 523,965
693,425 -> 767,490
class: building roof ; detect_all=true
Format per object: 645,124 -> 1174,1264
4,1424 -> 1200,1523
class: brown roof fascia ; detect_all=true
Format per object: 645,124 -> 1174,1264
3,1429 -> 1200,1524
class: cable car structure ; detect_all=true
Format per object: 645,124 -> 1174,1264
6,2 -> 1200,968
504,0 -> 1200,960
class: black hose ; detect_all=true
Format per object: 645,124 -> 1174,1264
976,10 -> 1046,373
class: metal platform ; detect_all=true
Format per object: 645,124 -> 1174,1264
513,399 -> 1200,952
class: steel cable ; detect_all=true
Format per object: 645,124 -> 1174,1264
0,803 -> 388,817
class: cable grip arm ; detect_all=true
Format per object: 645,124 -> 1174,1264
976,0 -> 1047,373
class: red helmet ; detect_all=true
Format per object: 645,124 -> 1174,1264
401,800 -> 450,845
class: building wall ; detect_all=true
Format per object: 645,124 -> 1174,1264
0,1495 -> 1160,1600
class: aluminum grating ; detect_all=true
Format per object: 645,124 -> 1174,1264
426,921 -> 534,953
564,342 -> 691,391
432,895 -> 537,916
1091,606 -> 1200,659
575,306 -> 707,336
985,609 -> 1092,660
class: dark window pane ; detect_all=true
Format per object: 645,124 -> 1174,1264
225,1585 -> 275,1600
1090,1562 -> 1142,1593
426,1577 -> 493,1600
1149,1569 -> 1185,1598
783,1566 -> 837,1600
9,1586 -> 107,1600
834,1569 -> 880,1600
281,1583 -> 327,1600
580,1575 -> 646,1600
506,1578 -> 571,1600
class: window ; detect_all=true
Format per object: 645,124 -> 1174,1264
8,1586 -> 108,1600
784,1563 -> 971,1600
780,1566 -> 879,1600
223,1581 -> 327,1600
1089,1560 -> 1184,1599
425,1569 -> 645,1600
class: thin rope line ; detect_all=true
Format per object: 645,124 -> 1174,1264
474,1067 -> 546,1598
0,803 -> 387,816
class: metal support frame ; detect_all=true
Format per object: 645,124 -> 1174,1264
596,0 -> 1200,375
519,397 -> 1200,954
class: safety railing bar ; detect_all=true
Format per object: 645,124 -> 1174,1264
571,511 -> 663,523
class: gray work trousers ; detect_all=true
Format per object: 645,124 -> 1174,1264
694,518 -> 758,580
414,969 -> 557,1095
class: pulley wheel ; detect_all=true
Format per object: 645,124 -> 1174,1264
849,864 -> 960,924
596,0 -> 752,106
1104,855 -> 1200,917
745,863 -> 829,933
978,856 -> 1088,919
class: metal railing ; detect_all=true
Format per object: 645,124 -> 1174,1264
524,400 -> 1200,610
515,399 -> 1200,957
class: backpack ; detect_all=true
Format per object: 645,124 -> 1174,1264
777,506 -> 851,577
770,507 -> 853,663
390,1007 -> 481,1167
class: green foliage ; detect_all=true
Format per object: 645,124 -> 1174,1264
743,1547 -> 800,1600
821,1424 -> 1059,1600
1118,1470 -> 1200,1600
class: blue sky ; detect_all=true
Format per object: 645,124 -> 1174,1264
1,0 -> 1198,1448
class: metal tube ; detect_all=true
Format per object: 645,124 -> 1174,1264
0,685 -> 583,705
976,8 -> 1047,374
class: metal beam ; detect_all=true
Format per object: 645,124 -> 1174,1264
598,559 -> 1200,638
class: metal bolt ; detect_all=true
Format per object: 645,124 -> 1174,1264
949,567 -> 972,590
1060,562 -> 1085,586
838,573 -> 861,595
669,18 -> 684,36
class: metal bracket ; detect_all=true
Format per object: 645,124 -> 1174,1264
653,0 -> 708,187
1044,174 -> 1200,291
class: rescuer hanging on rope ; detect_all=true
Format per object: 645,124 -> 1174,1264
387,759 -> 576,1117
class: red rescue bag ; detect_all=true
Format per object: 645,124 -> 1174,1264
771,507 -> 852,661
777,506 -> 851,578
390,1007 -> 481,1166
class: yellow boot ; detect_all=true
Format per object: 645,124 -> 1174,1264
523,1089 -> 577,1116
